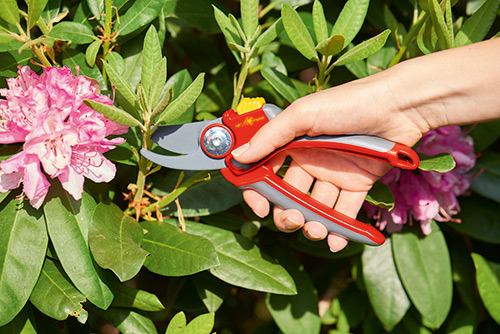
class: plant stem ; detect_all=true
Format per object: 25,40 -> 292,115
102,0 -> 113,83
31,46 -> 52,67
231,53 -> 252,109
133,124 -> 152,204
388,11 -> 427,68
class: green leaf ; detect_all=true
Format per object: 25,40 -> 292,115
470,151 -> 500,204
445,307 -> 477,334
165,311 -> 187,334
40,0 -> 61,26
471,253 -> 500,325
156,73 -> 205,125
417,152 -> 456,172
316,34 -> 345,57
29,258 -> 87,323
141,220 -> 219,276
333,29 -> 391,66
116,0 -> 164,36
184,313 -> 215,334
89,202 -> 149,282
365,180 -> 395,211
254,18 -> 283,48
0,304 -> 37,333
142,25 -> 163,100
107,51 -> 125,75
85,40 -> 101,67
265,247 -> 321,334
469,120 -> 500,152
345,59 -> 369,79
312,0 -> 328,43
90,307 -> 157,334
455,0 -> 499,46
281,3 -> 318,61
86,0 -> 105,25
241,0 -> 259,40
331,0 -> 369,47
417,18 -> 438,55
428,0 -> 452,49
49,22 -> 96,44
43,185 -> 113,309
27,0 -> 49,29
149,57 -> 167,108
62,48 -> 106,89
177,220 -> 296,295
193,272 -> 229,312
450,239 -> 479,313
455,196 -> 500,244
362,239 -> 410,331
102,61 -> 140,120
0,194 -> 48,327
213,5 -> 242,46
110,283 -> 165,312
260,52 -> 300,103
84,99 -> 140,128
0,0 -> 20,25
0,25 -> 16,46
0,50 -> 33,77
392,223 -> 453,329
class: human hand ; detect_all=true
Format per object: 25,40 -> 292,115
232,73 -> 424,251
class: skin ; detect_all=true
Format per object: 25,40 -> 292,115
232,38 -> 500,252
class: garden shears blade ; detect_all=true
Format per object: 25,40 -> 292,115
141,98 -> 420,246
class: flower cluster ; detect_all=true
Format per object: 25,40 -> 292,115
365,126 -> 476,235
0,66 -> 128,209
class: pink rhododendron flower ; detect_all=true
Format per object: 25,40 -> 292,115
365,126 -> 476,235
0,66 -> 128,209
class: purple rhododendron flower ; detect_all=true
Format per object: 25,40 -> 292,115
0,66 -> 128,209
365,126 -> 476,235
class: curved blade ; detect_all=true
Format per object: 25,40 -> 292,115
151,118 -> 222,154
141,148 -> 226,171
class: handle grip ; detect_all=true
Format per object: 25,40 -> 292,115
221,164 -> 385,246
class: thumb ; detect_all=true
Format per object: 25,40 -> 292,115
231,106 -> 307,163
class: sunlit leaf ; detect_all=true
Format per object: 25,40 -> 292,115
312,0 -> 328,43
331,0 -> 369,46
0,0 -> 20,25
316,34 -> 345,57
241,0 -> 259,39
89,202 -> 149,282
110,283 -> 165,312
333,29 -> 391,66
62,48 -> 106,89
365,180 -> 395,211
165,311 -> 187,334
472,253 -> 500,325
455,0 -> 499,46
84,99 -> 140,128
281,3 -> 318,61
142,25 -> 163,101
49,22 -> 96,44
254,18 -> 283,48
417,152 -> 456,172
102,61 -> 140,120
260,52 -> 300,103
0,193 -> 47,327
116,0 -> 164,36
27,0 -> 49,29
89,307 -> 157,334
85,39 -> 101,67
428,0 -> 452,49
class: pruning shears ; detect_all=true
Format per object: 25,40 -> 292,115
141,98 -> 419,246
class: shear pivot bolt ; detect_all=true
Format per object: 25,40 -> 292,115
202,126 -> 232,157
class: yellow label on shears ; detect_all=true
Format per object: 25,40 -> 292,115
236,97 -> 266,115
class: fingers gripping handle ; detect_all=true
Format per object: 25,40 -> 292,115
221,165 -> 386,246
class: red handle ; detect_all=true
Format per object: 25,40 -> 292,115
221,164 -> 385,246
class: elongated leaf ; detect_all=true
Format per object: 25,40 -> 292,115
84,99 -> 141,128
254,18 -> 283,48
149,57 -> 167,108
312,0 -> 328,43
455,0 -> 499,46
102,61 -> 140,120
156,73 -> 205,125
450,238 -> 479,313
27,0 -> 49,29
0,0 -> 20,25
265,247 -> 320,334
316,34 -> 345,57
0,50 -> 33,77
184,313 -> 215,334
116,0 -> 164,36
428,0 -> 452,49
241,0 -> 259,39
333,29 -> 391,66
49,22 -> 96,44
362,239 -> 410,331
89,202 -> 148,282
175,220 -> 296,295
0,26 -> 16,45
85,39 -> 101,67
392,223 -> 453,329
107,51 -> 125,75
40,0 -> 61,25
44,185 -> 113,309
90,307 -> 157,334
445,307 -> 477,334
142,25 -> 163,100
282,3 -> 318,61
418,152 -> 456,172
166,312 -> 187,334
470,151 -> 500,204
471,253 -> 500,325
417,19 -> 438,55
110,283 -> 165,312
86,0 -> 105,25
213,5 -> 242,46
141,220 -> 219,276
0,194 -> 48,327
331,0 -> 369,46
29,258 -> 87,323
261,67 -> 300,103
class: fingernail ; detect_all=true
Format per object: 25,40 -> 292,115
231,143 -> 249,158
307,226 -> 324,239
329,247 -> 340,253
284,217 -> 300,230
